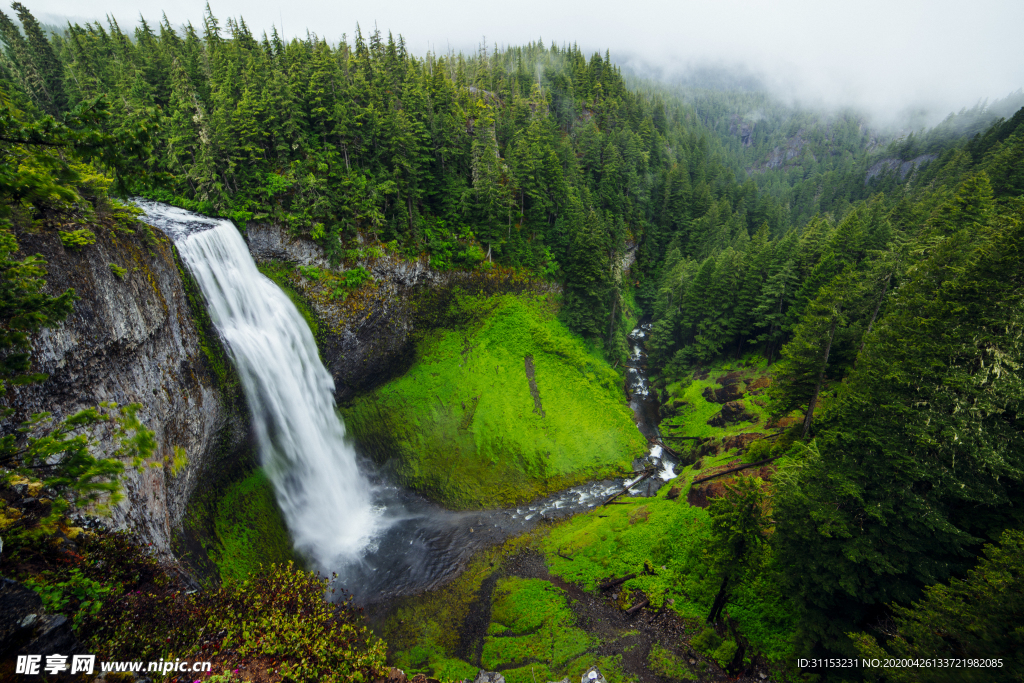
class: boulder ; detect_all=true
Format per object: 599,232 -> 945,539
707,401 -> 757,427
722,433 -> 764,451
474,671 -> 506,683
716,371 -> 744,386
581,667 -> 608,683
0,579 -> 82,661
702,384 -> 744,404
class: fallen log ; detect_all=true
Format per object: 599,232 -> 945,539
601,468 -> 658,506
691,455 -> 781,485
625,597 -> 650,615
598,573 -> 637,591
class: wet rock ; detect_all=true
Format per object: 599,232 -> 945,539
1,223 -> 247,560
703,383 -> 744,403
473,671 -> 506,683
581,667 -> 608,683
0,579 -> 82,661
748,376 -> 771,391
716,371 -> 744,386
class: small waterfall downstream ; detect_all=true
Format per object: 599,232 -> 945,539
626,321 -> 676,490
137,202 -> 387,571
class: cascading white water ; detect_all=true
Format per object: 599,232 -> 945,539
137,202 -> 385,570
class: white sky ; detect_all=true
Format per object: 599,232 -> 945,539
30,0 -> 1024,125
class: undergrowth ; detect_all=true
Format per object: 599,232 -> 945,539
1,530 -> 386,683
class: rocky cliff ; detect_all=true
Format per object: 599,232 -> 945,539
246,223 -> 556,402
1,223 -> 248,560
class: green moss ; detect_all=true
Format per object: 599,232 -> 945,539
647,643 -> 696,681
482,578 -> 593,676
211,469 -> 298,584
342,294 -> 645,508
542,494 -> 714,617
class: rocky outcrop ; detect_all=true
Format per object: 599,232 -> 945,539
246,223 -> 556,402
2,225 -> 247,559
702,384 -> 743,403
707,400 -> 757,427
865,154 -> 937,184
0,578 -> 81,664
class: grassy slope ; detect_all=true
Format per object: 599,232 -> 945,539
342,294 -> 646,509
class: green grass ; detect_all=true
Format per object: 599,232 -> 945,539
542,491 -> 714,616
661,375 -> 769,442
647,643 -> 696,680
342,294 -> 645,508
212,469 -> 298,584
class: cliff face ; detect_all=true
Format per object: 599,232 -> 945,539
2,224 -> 247,559
246,223 -> 425,401
246,223 -> 559,403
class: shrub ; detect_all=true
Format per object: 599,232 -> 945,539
59,228 -> 96,249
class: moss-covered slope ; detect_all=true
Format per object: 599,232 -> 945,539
342,294 -> 645,509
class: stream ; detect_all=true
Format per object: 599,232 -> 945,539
140,201 -> 673,600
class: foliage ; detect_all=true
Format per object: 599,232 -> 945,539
772,176 -> 1024,655
850,529 -> 1024,683
7,531 -> 386,683
23,568 -> 111,629
57,227 -> 96,248
647,643 -> 696,680
109,262 -> 127,279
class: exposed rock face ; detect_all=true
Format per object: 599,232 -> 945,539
0,578 -> 81,661
246,222 -> 556,402
707,400 -> 757,427
702,383 -> 743,403
865,154 -> 937,184
722,432 -> 764,451
1,226 -> 247,559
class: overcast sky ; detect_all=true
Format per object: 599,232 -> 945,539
31,0 -> 1024,125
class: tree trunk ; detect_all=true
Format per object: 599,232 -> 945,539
706,575 -> 729,623
801,314 -> 839,438
856,273 -> 891,364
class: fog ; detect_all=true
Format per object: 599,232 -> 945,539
29,0 -> 1024,127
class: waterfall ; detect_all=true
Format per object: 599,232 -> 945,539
138,202 -> 385,570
